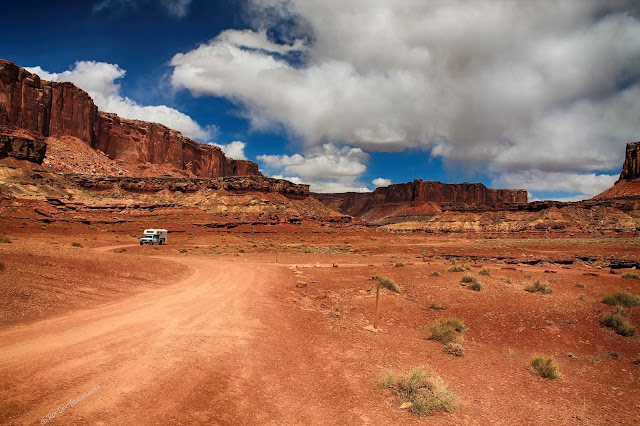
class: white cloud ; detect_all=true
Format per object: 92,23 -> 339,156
492,170 -> 618,201
169,0 -> 640,197
161,0 -> 191,18
258,143 -> 370,193
372,178 -> 391,187
212,141 -> 248,160
26,61 -> 213,141
93,0 -> 192,18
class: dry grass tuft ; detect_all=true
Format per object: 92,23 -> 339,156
379,367 -> 457,416
621,272 -> 640,280
525,280 -> 553,294
443,342 -> 465,357
428,318 -> 466,344
602,290 -> 640,308
530,355 -> 561,379
601,306 -> 636,337
375,275 -> 400,293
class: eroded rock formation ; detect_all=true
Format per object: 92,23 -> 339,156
0,59 -> 259,178
0,134 -> 46,163
619,141 -> 640,181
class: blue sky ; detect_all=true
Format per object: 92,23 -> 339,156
3,0 -> 639,200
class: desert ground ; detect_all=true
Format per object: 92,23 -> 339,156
1,211 -> 639,425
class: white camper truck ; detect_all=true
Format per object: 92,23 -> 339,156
140,229 -> 168,245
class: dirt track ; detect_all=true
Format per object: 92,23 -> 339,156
0,251 -> 323,424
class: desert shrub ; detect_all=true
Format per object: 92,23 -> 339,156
395,262 -> 405,267
461,274 -> 478,284
448,259 -> 471,272
602,291 -> 640,308
429,271 -> 441,277
430,303 -> 448,311
621,272 -> 640,280
525,280 -> 553,294
443,342 -> 465,357
574,283 -> 586,288
601,306 -> 636,337
71,242 -> 83,248
375,275 -> 400,293
178,248 -> 188,254
500,276 -> 512,284
468,282 -> 483,292
479,267 -> 490,276
0,234 -> 11,243
378,367 -> 457,416
530,355 -> 561,379
428,318 -> 465,344
238,248 -> 246,253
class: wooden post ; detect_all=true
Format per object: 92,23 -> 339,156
374,285 -> 381,329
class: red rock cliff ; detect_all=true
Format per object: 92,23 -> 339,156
0,59 -> 260,178
619,141 -> 640,181
315,179 -> 527,217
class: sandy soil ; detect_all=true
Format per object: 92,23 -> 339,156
0,227 -> 639,425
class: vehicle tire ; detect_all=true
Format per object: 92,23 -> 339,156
140,242 -> 143,245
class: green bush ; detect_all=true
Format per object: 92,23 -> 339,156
601,306 -> 636,337
525,280 -> 553,294
429,271 -> 441,277
621,272 -> 640,280
428,318 -> 465,344
602,290 -> 640,308
479,267 -> 490,276
379,367 -> 457,416
71,242 -> 83,248
461,274 -> 478,284
0,234 -> 11,243
530,355 -> 561,379
395,262 -> 405,267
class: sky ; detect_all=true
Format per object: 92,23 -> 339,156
2,0 -> 639,200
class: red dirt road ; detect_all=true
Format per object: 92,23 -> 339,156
0,250 -> 391,425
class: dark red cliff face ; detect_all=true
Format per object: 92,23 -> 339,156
619,142 -> 640,181
0,59 -> 260,178
314,179 -> 528,217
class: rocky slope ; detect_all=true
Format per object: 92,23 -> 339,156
0,59 -> 259,178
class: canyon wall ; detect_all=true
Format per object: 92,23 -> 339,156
619,141 -> 640,181
315,179 -> 527,217
0,59 -> 259,178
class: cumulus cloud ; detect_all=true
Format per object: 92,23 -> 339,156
372,178 -> 392,188
169,0 -> 640,198
212,141 -> 248,160
93,0 -> 192,18
258,144 -> 370,192
492,170 -> 619,201
26,61 -> 213,141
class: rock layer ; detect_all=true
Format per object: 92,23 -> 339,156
0,59 -> 259,178
0,134 -> 46,163
67,174 -> 310,198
